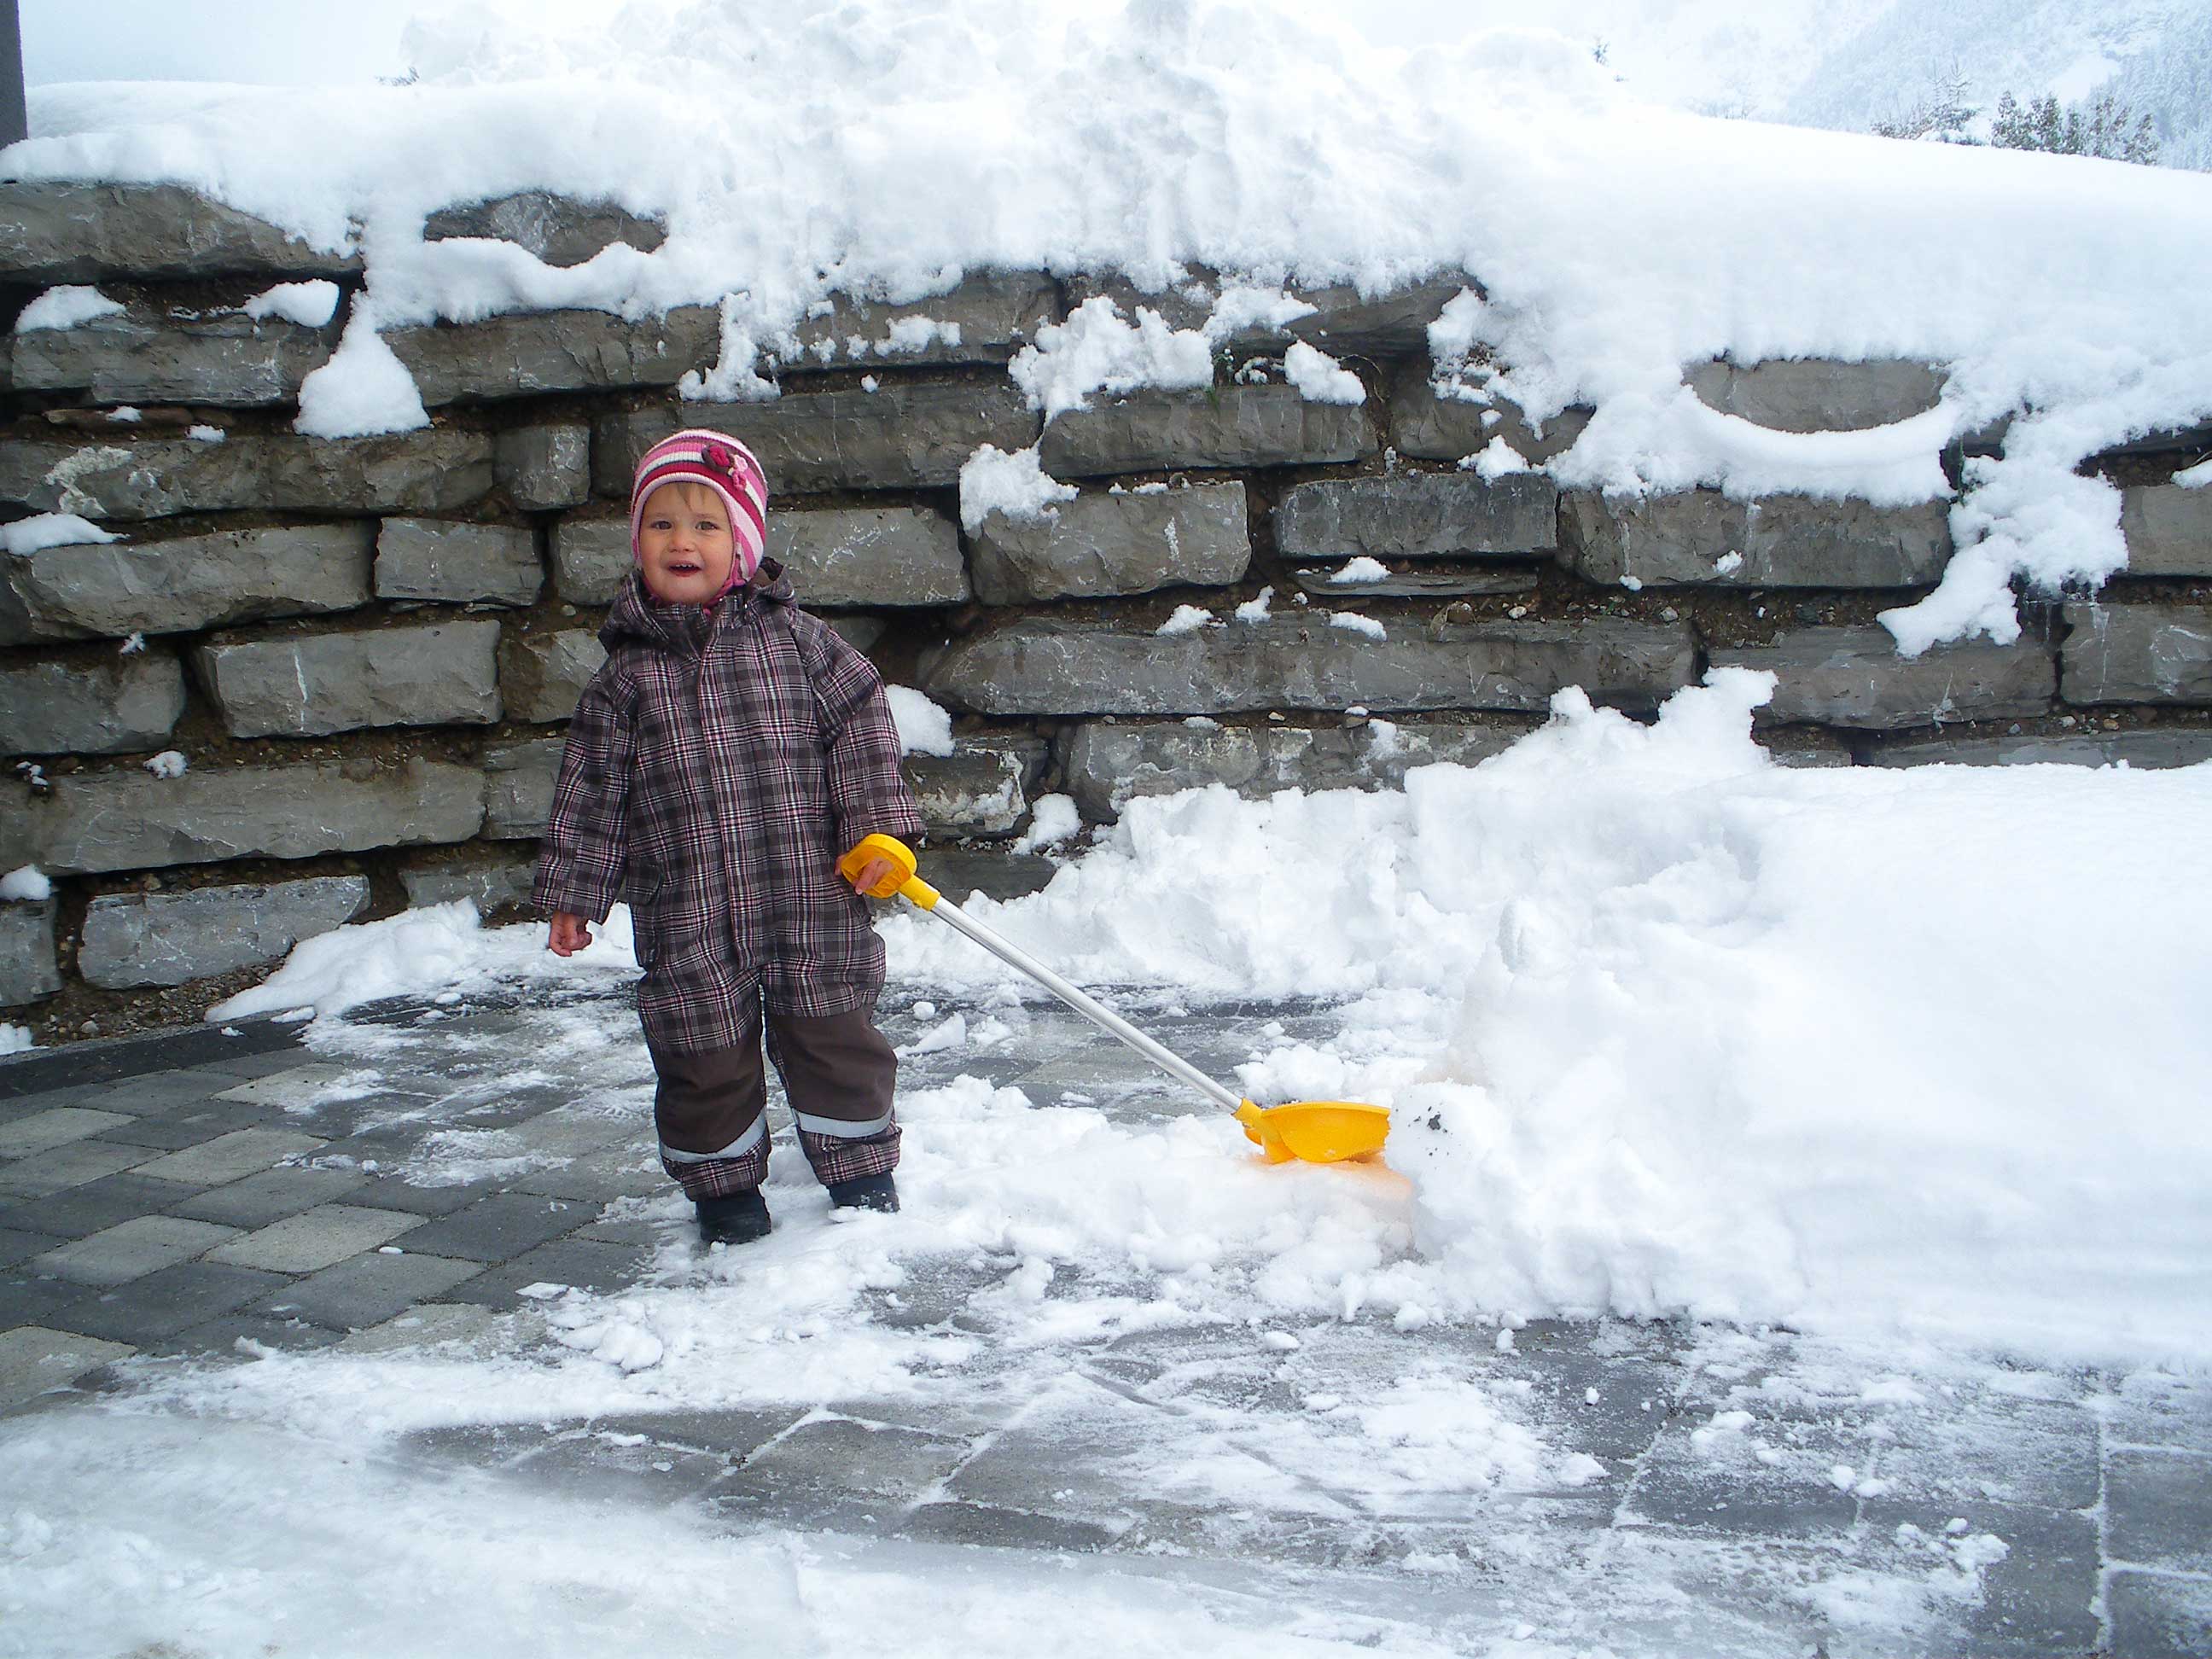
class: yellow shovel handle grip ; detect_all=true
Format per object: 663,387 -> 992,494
839,833 -> 940,908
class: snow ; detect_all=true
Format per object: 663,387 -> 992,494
885,684 -> 955,757
1009,296 -> 1214,421
1464,436 -> 1531,478
958,442 -> 1076,533
1156,604 -> 1214,636
142,750 -> 187,778
13,283 -> 123,331
1325,556 -> 1389,585
0,513 -> 118,556
242,277 -> 342,327
1,864 -> 53,901
293,300 -> 428,437
185,423 -> 225,443
1011,793 -> 1082,853
1281,340 -> 1365,405
2175,458 -> 2212,488
1233,586 -> 1274,623
0,1024 -> 32,1054
1329,612 -> 1388,639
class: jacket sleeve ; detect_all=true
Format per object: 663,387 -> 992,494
803,619 -> 927,854
531,667 -> 635,924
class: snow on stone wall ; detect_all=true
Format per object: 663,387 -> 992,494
0,183 -> 2207,1021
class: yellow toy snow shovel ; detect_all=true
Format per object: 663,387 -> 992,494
840,835 -> 1390,1165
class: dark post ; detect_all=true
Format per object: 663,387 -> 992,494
0,0 -> 25,148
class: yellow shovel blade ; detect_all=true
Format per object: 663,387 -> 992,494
1234,1100 -> 1390,1165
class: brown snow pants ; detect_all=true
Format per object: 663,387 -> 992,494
646,996 -> 900,1201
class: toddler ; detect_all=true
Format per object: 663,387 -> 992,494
534,428 -> 923,1246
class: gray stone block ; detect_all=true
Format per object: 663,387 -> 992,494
772,506 -> 969,607
387,306 -> 720,405
389,1192 -> 595,1261
1686,358 -> 1945,433
1277,473 -> 1556,561
0,182 -> 362,282
1059,718 -> 1532,818
205,1202 -> 424,1273
1863,729 -> 2212,769
484,737 -> 565,841
0,1106 -> 136,1158
0,757 -> 486,875
789,272 -> 1060,370
249,1249 -> 483,1330
2063,602 -> 2212,706
593,384 -> 1040,495
0,431 -> 494,521
400,855 -> 537,917
1064,271 -> 1470,358
77,875 -> 371,989
2121,482 -> 2212,577
2107,1447 -> 2212,1575
1038,385 -> 1377,478
550,513 -> 632,605
32,1214 -> 242,1287
131,1127 -> 329,1187
3,521 -> 375,640
1712,626 -> 2057,729
924,614 -> 1696,716
167,1166 -> 368,1230
0,899 -> 61,1006
501,628 -> 606,724
911,848 -> 1057,903
7,302 -> 339,405
375,519 -> 542,607
1388,375 -> 1593,465
195,618 -> 502,737
905,739 -> 1049,838
494,422 -> 591,510
0,1141 -> 155,1199
0,651 -> 185,755
1560,491 -> 1953,588
2108,1569 -> 2212,1659
0,1173 -> 203,1239
0,1325 -> 136,1412
45,1259 -> 291,1343
424,191 -> 667,266
970,484 -> 1248,604
1288,565 -> 1538,598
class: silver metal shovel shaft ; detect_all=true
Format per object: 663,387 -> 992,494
910,891 -> 1245,1115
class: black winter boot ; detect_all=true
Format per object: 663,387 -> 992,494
827,1173 -> 899,1214
696,1189 -> 771,1245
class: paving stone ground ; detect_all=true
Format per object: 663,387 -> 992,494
3,989 -> 2209,1656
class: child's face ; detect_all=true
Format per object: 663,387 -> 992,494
637,481 -> 736,605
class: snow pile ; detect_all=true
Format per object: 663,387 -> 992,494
885,684 -> 955,756
10,4 -> 2208,651
13,284 -> 123,331
1156,604 -> 1214,636
1281,341 -> 1365,405
1,513 -> 118,555
957,442 -> 1075,533
0,865 -> 53,901
242,278 -> 341,326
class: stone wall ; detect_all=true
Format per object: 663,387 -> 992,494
3,183 -> 2209,1034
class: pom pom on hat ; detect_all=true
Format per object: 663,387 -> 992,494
630,428 -> 770,597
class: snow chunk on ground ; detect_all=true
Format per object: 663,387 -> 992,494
294,303 -> 428,438
1012,793 -> 1081,854
15,285 -> 124,332
1,514 -> 119,556
1234,587 -> 1274,624
1325,556 -> 1389,585
1282,341 -> 1365,405
243,279 -> 341,328
885,685 -> 954,756
2177,459 -> 2212,488
142,751 -> 187,779
1,865 -> 54,902
1010,296 -> 1212,422
1329,612 -> 1387,639
0,1025 -> 32,1055
1156,604 -> 1214,636
958,442 -> 1075,533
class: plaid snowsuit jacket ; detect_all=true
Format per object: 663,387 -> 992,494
532,562 -> 925,1053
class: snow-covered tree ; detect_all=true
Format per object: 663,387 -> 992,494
1991,89 -> 2160,166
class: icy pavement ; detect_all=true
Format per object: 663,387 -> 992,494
3,985 -> 2209,1657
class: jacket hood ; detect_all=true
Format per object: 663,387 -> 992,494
599,560 -> 796,655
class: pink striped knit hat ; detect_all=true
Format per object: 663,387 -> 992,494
630,428 -> 771,600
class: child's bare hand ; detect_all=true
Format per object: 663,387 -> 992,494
844,855 -> 897,897
547,912 -> 593,957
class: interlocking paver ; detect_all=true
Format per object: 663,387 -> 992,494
2108,1447 -> 2212,1576
250,1249 -> 484,1330
169,1166 -> 369,1229
212,1063 -> 370,1108
387,1193 -> 596,1262
84,1068 -> 239,1115
445,1237 -> 654,1310
46,1260 -> 291,1343
336,1301 -> 505,1354
154,1312 -> 346,1357
0,1227 -> 64,1270
32,1214 -> 241,1287
0,1173 -> 204,1240
0,1325 -> 136,1412
0,1138 -> 160,1198
90,1101 -> 285,1152
0,1270 -> 90,1332
510,1143 -> 665,1202
205,1203 -> 423,1272
131,1128 -> 329,1186
2107,1567 -> 2212,1658
0,1107 -> 137,1158
349,1174 -> 504,1217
